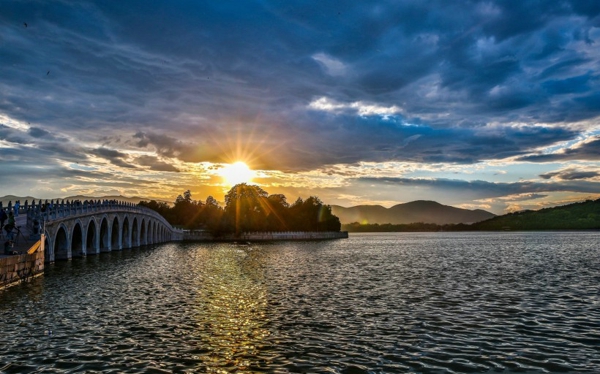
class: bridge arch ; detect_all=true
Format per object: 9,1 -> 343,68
146,220 -> 151,245
122,216 -> 131,248
71,221 -> 84,257
111,216 -> 120,250
54,224 -> 69,260
44,230 -> 51,261
149,221 -> 153,244
28,201 -> 182,262
140,218 -> 147,245
86,219 -> 98,255
100,216 -> 110,251
132,217 -> 139,246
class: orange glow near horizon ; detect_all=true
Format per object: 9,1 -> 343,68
219,161 -> 255,187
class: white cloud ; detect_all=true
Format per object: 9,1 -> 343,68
312,53 -> 347,76
476,2 -> 502,17
456,203 -> 492,210
0,114 -> 30,131
308,97 -> 402,118
489,84 -> 506,97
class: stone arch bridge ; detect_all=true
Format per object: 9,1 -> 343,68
24,200 -> 183,262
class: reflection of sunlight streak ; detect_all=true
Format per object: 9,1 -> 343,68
191,245 -> 270,372
257,196 -> 288,230
229,185 -> 289,234
236,193 -> 242,235
318,205 -> 328,223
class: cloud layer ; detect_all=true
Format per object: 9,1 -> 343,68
1,1 -> 600,212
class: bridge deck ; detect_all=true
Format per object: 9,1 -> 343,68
1,215 -> 36,258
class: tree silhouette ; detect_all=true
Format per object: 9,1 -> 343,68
223,183 -> 270,234
139,184 -> 342,235
289,196 -> 341,231
171,190 -> 200,227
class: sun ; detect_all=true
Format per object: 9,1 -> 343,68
219,161 -> 255,186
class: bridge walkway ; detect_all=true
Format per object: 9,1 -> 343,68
1,214 -> 34,258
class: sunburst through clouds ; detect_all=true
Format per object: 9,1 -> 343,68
219,161 -> 255,187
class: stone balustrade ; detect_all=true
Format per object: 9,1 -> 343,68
1,199 -> 183,263
0,199 -> 176,235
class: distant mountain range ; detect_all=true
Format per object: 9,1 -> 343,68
0,195 -> 38,205
331,200 -> 495,225
342,198 -> 600,231
2,194 -> 494,225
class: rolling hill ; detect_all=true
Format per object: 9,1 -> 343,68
471,198 -> 600,230
332,200 -> 495,225
0,195 -> 38,207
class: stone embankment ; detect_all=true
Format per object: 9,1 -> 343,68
0,250 -> 44,289
1,198 -> 182,289
183,230 -> 348,242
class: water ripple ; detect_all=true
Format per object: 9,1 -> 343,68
0,233 -> 599,372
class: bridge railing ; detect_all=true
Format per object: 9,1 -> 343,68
0,199 -> 182,235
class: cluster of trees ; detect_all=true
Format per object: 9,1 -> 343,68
343,199 -> 600,232
470,199 -> 600,231
139,183 -> 341,235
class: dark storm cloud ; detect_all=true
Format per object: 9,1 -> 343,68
541,73 -> 594,95
89,148 -> 136,169
0,160 -> 117,182
135,155 -> 180,172
40,143 -> 88,162
518,136 -> 600,162
273,113 -> 579,168
0,124 -> 29,145
90,148 -> 127,160
27,127 -> 51,138
0,124 -> 89,164
357,177 -> 600,198
26,126 -> 66,141
132,131 -> 214,163
133,132 -> 189,159
1,0 -> 599,171
540,169 -> 600,180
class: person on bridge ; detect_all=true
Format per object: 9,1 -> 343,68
3,212 -> 16,254
3,239 -> 16,255
0,209 -> 7,231
14,201 -> 20,217
4,212 -> 15,239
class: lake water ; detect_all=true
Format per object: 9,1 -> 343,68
0,232 -> 599,373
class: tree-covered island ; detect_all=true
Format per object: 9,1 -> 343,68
139,183 -> 341,235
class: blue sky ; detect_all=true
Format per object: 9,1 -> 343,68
1,0 -> 599,214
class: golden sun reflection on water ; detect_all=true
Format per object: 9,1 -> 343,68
192,244 -> 271,372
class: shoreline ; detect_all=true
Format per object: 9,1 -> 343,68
183,230 -> 349,242
344,229 -> 600,233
